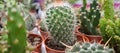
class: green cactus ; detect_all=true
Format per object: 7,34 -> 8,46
6,7 -> 27,53
79,0 -> 101,35
65,42 -> 115,53
45,2 -> 76,47
103,0 -> 114,20
25,14 -> 36,31
100,18 -> 120,53
100,0 -> 120,52
0,0 -> 27,53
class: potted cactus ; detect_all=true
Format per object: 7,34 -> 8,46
65,42 -> 115,53
35,0 -> 77,53
76,0 -> 102,42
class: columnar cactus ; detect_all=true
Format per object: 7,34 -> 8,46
100,0 -> 120,52
0,0 -> 27,53
45,2 -> 76,47
79,0 -> 101,35
6,6 -> 27,53
103,0 -> 114,19
65,42 -> 115,53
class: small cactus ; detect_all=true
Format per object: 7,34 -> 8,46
79,0 -> 101,35
45,1 -> 76,47
25,14 -> 36,31
65,42 -> 115,53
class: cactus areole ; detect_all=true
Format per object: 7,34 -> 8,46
45,1 -> 76,51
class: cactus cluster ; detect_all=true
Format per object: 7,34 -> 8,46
45,2 -> 76,47
65,42 -> 115,53
79,0 -> 101,35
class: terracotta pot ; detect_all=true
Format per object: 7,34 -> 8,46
75,25 -> 103,43
86,35 -> 102,43
27,33 -> 43,53
40,29 -> 49,39
76,33 -> 90,42
34,37 -> 65,53
45,38 -> 65,53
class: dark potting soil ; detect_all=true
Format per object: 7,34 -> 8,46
27,36 -> 42,46
46,39 -> 66,51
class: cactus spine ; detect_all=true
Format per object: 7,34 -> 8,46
79,0 -> 100,35
45,2 -> 76,47
65,42 -> 115,53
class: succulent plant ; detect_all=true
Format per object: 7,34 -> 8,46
0,0 -> 27,53
103,0 -> 114,20
45,2 -> 76,47
25,14 -> 36,31
78,0 -> 101,35
6,5 -> 27,53
100,18 -> 120,53
65,42 -> 115,53
100,0 -> 120,52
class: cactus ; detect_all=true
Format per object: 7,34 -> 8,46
6,7 -> 27,53
100,18 -> 120,53
103,0 -> 114,20
65,42 -> 115,53
45,2 -> 76,47
100,0 -> 120,52
0,0 -> 27,53
79,0 -> 101,35
25,14 -> 36,31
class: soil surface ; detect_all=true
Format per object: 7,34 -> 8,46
46,39 -> 66,51
27,36 -> 42,46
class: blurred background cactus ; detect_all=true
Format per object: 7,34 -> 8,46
67,0 -> 79,5
65,42 -> 115,53
25,14 -> 36,31
45,0 -> 76,50
78,0 -> 101,35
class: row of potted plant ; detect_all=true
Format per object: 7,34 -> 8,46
0,0 -> 120,53
32,0 -> 118,53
